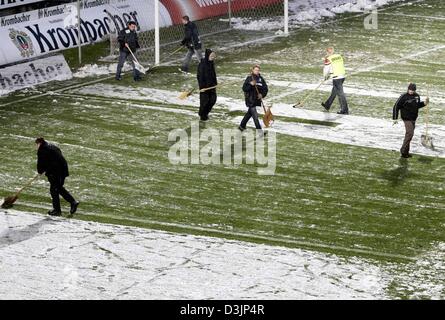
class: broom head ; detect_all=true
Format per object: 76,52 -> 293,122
178,88 -> 194,100
421,134 -> 435,150
263,105 -> 274,128
292,101 -> 304,108
1,195 -> 18,209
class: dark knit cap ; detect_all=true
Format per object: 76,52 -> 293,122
35,137 -> 45,144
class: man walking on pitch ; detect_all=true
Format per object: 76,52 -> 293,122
393,83 -> 429,158
180,16 -> 203,73
239,65 -> 268,133
115,20 -> 141,81
321,47 -> 349,115
36,138 -> 79,216
197,49 -> 217,121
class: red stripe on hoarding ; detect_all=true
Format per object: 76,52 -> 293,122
160,0 -> 282,25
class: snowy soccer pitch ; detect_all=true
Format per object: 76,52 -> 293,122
0,0 -> 444,299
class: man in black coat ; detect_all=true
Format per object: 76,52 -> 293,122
393,83 -> 429,158
115,20 -> 141,81
197,49 -> 217,121
180,16 -> 203,73
36,138 -> 79,216
239,65 -> 268,132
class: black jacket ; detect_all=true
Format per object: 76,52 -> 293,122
243,74 -> 268,107
197,49 -> 217,90
181,21 -> 202,50
393,92 -> 425,121
37,142 -> 69,178
118,28 -> 140,53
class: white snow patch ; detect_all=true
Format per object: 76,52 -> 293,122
73,63 -> 131,78
73,83 -> 445,159
0,209 -> 389,299
228,0 -> 403,30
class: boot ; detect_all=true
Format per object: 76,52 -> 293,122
70,201 -> 80,215
48,209 -> 62,216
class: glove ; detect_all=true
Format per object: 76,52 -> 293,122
257,93 -> 263,100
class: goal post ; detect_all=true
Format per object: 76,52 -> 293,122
103,0 -> 289,66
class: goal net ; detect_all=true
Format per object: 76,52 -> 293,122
103,0 -> 288,66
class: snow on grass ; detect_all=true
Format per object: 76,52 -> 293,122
228,0 -> 403,30
73,83 -> 445,159
1,210 -> 443,299
73,63 -> 131,78
0,209 -> 389,299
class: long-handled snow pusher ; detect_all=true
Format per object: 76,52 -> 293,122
254,84 -> 274,128
1,174 -> 40,209
178,85 -> 217,100
293,79 -> 328,108
126,45 -> 146,74
178,80 -> 240,100
421,86 -> 434,150
148,46 -> 185,73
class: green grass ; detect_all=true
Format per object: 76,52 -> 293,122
1,0 -> 444,299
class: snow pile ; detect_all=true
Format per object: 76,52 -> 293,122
229,0 -> 402,30
73,63 -> 131,78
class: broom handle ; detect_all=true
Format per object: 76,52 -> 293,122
155,46 -> 184,67
253,82 -> 268,114
199,79 -> 240,93
126,45 -> 140,65
16,174 -> 40,197
426,86 -> 430,136
297,79 -> 327,105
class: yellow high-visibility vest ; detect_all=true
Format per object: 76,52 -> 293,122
327,54 -> 346,77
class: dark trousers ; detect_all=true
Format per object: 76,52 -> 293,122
324,78 -> 349,114
182,48 -> 203,72
401,120 -> 415,156
240,106 -> 262,130
48,175 -> 75,212
116,50 -> 141,80
199,90 -> 217,120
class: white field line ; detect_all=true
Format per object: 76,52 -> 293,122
6,134 -> 114,155
12,203 -> 417,262
68,83 -> 445,158
266,43 -> 445,103
380,13 -> 445,20
232,109 -> 445,159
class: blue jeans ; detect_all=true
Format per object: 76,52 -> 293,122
182,48 -> 203,72
240,106 -> 262,130
324,78 -> 348,113
116,50 -> 141,80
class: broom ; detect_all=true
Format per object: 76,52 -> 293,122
1,173 -> 40,209
179,79 -> 240,100
254,83 -> 274,128
421,86 -> 434,150
293,79 -> 328,108
178,85 -> 216,100
126,45 -> 146,74
148,46 -> 185,73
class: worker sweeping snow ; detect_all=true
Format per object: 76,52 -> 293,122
392,83 -> 430,158
321,47 -> 349,115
